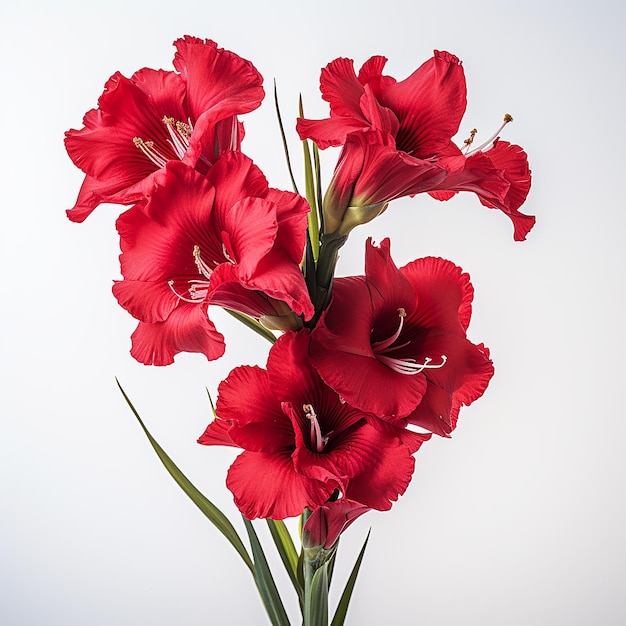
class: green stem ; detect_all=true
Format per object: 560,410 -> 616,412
308,231 -> 348,325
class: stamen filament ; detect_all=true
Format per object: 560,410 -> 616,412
371,308 -> 407,352
133,137 -> 168,168
193,245 -> 214,280
375,354 -> 447,376
163,116 -> 190,159
467,114 -> 514,155
168,279 -> 209,303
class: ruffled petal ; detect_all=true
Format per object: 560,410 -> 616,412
65,69 -> 186,187
430,144 -> 535,241
172,36 -> 264,126
400,256 -> 474,332
112,279 -> 178,323
129,303 -> 225,366
198,417 -> 239,448
226,451 -> 334,519
380,50 -> 467,158
216,366 -> 295,453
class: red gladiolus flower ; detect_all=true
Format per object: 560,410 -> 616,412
310,238 -> 494,436
65,36 -> 264,222
112,153 -> 313,365
297,51 -> 534,240
198,331 -> 427,519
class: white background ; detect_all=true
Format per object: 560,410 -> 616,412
1,1 -> 625,624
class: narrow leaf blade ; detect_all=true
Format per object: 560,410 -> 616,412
116,379 -> 254,573
243,517 -> 292,626
267,519 -> 303,602
330,531 -> 370,626
226,309 -> 276,344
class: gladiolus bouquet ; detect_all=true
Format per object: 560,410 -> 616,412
65,36 -> 533,625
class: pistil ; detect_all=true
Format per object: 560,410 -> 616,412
303,404 -> 329,453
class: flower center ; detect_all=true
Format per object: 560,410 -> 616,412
463,113 -> 513,154
167,245 -> 215,304
371,308 -> 447,375
303,403 -> 331,453
133,115 -> 194,168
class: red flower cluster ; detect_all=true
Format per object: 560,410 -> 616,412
66,38 -> 531,549
297,51 -> 534,240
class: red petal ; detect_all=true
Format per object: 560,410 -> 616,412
198,418 -> 239,448
112,279 -> 178,323
65,69 -> 186,186
400,256 -> 474,332
173,36 -> 264,126
227,451 -> 334,519
129,303 -> 225,366
216,366 -> 295,453
380,50 -> 467,158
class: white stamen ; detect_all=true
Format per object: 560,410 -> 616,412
163,116 -> 192,160
193,245 -> 214,280
376,354 -> 447,375
168,279 -> 210,304
466,114 -> 514,155
133,137 -> 168,168
372,308 -> 447,376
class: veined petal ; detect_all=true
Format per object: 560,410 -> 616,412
380,50 -> 467,158
405,338 -> 494,436
129,303 -> 225,366
319,57 -> 367,121
116,162 -> 217,282
400,256 -> 474,333
220,196 -> 278,280
216,365 -> 295,454
65,69 -> 186,185
205,151 -> 268,214
173,36 -> 264,125
227,451 -> 335,520
112,279 -> 179,324
198,417 -> 239,448
430,143 -> 535,241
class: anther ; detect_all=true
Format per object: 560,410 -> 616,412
193,245 -> 214,280
463,128 -> 478,148
133,136 -> 168,168
466,114 -> 514,155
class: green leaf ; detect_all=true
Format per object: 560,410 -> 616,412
267,519 -> 303,603
274,79 -> 299,195
300,95 -> 320,262
305,562 -> 329,626
313,143 -> 324,235
225,309 -> 276,344
330,531 -> 370,626
116,379 -> 254,573
243,517 -> 292,626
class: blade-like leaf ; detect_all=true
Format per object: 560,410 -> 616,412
330,531 -> 370,626
299,95 -> 320,262
313,143 -> 324,235
267,519 -> 303,603
305,562 -> 329,626
116,379 -> 254,573
243,517 -> 292,626
226,309 -> 276,344
274,79 -> 299,194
